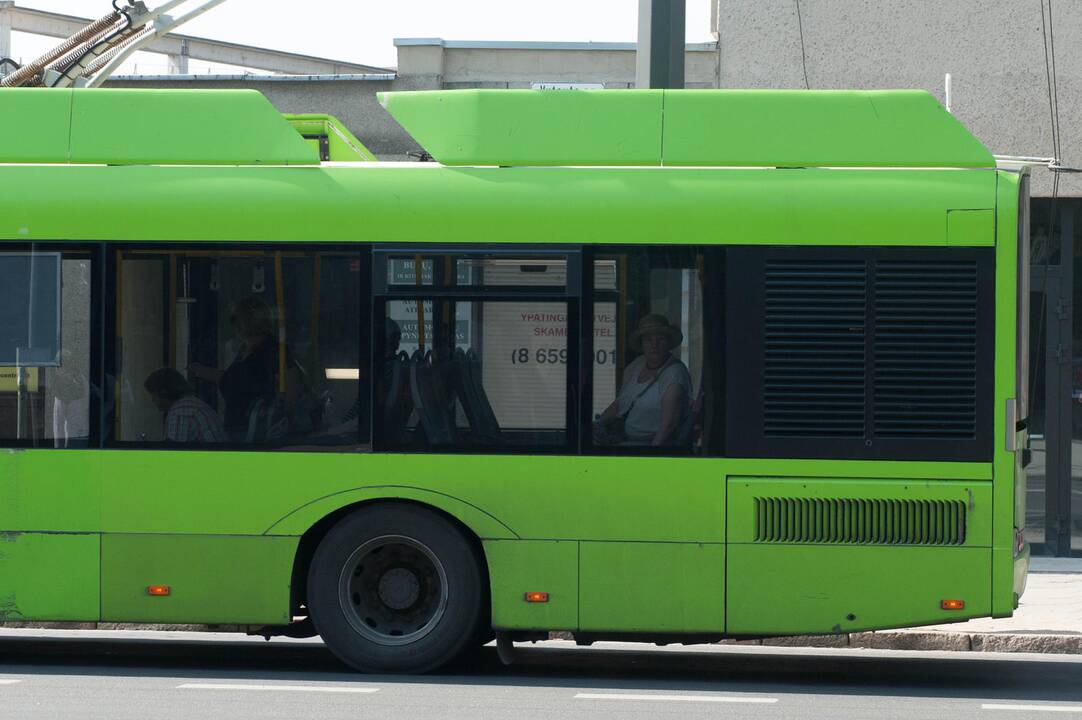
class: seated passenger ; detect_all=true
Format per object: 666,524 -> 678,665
189,296 -> 297,438
593,314 -> 692,447
144,368 -> 227,443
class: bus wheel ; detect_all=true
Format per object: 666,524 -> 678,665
307,504 -> 485,674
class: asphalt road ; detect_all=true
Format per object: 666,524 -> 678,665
1,630 -> 1082,719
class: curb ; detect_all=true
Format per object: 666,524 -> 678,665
738,630 -> 1082,655
3,624 -> 1081,655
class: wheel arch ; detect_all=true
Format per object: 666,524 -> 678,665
279,490 -> 509,617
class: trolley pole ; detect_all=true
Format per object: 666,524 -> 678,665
635,0 -> 685,89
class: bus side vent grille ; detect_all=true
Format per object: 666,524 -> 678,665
752,497 -> 967,545
873,261 -> 979,439
763,260 -> 866,438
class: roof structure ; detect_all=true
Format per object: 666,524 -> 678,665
0,88 -> 318,165
378,89 -> 995,169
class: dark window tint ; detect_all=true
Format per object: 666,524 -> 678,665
589,249 -> 717,454
111,247 -> 366,450
379,299 -> 568,450
385,254 -> 567,291
726,246 -> 994,462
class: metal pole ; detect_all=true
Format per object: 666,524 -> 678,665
0,1 -> 12,62
636,0 -> 685,89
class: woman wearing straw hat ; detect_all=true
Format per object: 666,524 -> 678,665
593,313 -> 692,447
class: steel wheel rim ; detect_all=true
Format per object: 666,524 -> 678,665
337,534 -> 449,647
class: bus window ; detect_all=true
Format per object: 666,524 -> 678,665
379,299 -> 569,450
111,247 -> 366,450
376,251 -> 571,451
590,249 -> 709,453
0,250 -> 92,448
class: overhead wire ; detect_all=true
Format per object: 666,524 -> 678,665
1030,0 -> 1064,432
795,0 -> 810,89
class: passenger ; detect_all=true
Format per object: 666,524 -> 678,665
189,296 -> 297,438
593,313 -> 692,447
144,368 -> 227,443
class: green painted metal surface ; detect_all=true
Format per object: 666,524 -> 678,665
379,89 -> 994,168
283,114 -> 377,161
0,533 -> 99,621
1,450 -> 101,532
0,165 -> 994,246
100,534 -> 295,624
993,170 -> 1029,616
484,539 -> 578,630
579,542 -> 726,633
727,545 -> 991,634
0,89 -> 317,166
0,90 -> 72,164
380,89 -> 664,167
947,209 -> 995,246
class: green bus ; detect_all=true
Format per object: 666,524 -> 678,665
0,87 -> 1030,673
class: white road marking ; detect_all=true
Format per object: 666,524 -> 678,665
983,705 -> 1082,714
575,692 -> 777,704
177,683 -> 378,694
0,680 -> 22,685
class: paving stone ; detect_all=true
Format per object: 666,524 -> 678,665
970,633 -> 1082,654
849,631 -> 972,651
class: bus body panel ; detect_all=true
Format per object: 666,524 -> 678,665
993,170 -> 1028,616
3,450 -> 101,532
484,539 -> 579,631
727,545 -> 992,634
578,541 -> 726,633
0,532 -> 99,621
0,166 -> 996,248
99,534 -> 295,625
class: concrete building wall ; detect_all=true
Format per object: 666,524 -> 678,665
394,39 -> 719,89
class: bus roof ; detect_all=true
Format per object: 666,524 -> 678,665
379,89 -> 995,169
0,88 -> 318,166
0,87 -> 994,170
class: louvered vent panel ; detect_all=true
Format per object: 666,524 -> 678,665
763,261 -> 866,437
753,497 -> 966,545
873,261 -> 978,439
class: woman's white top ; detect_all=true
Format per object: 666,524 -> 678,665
616,355 -> 692,443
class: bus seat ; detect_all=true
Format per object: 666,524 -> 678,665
449,348 -> 501,444
408,350 -> 456,445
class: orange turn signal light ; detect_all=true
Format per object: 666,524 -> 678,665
941,599 -> 965,610
147,585 -> 172,597
524,591 -> 549,603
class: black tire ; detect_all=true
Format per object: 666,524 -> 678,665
307,503 -> 485,674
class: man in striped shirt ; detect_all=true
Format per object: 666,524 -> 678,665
144,368 -> 228,443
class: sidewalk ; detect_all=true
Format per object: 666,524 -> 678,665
748,557 -> 1082,655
